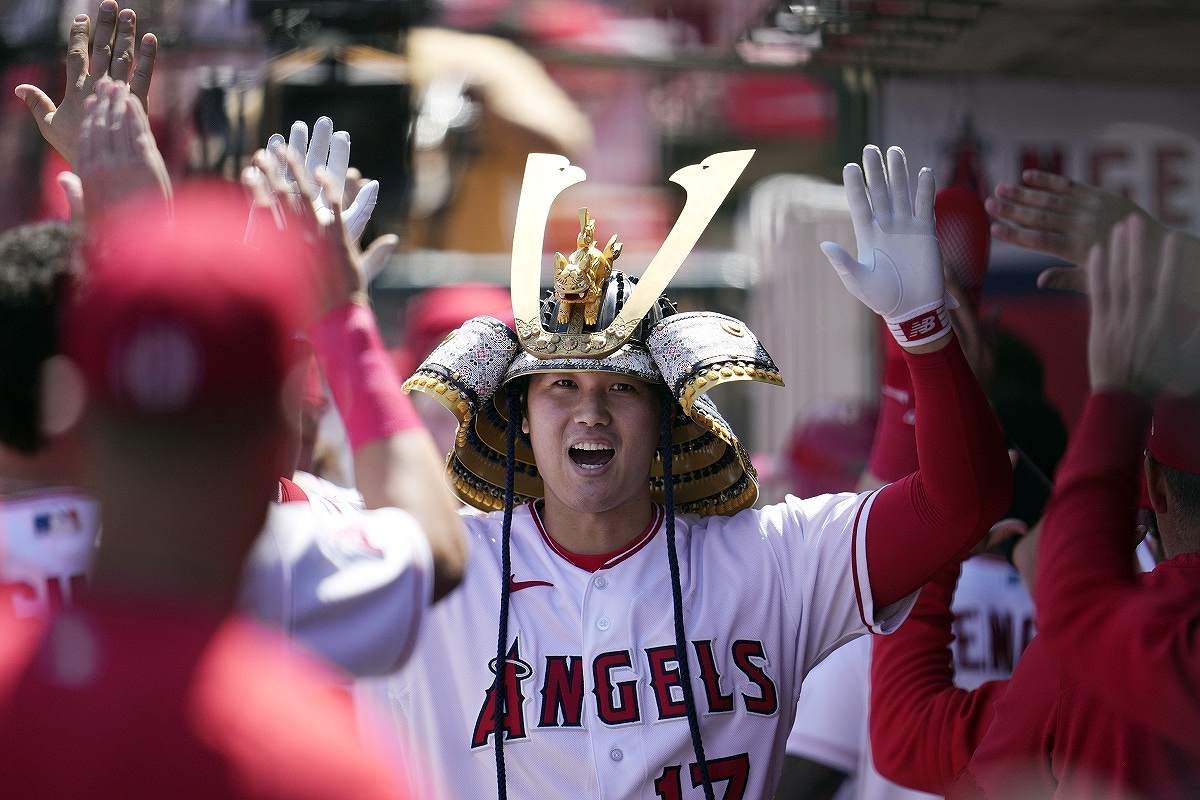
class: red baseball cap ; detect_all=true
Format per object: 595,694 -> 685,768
392,283 -> 513,377
1149,396 -> 1200,474
64,183 -> 314,417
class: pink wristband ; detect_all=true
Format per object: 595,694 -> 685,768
307,303 -> 422,451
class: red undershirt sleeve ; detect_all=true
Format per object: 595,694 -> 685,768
867,330 -> 920,481
1033,391 -> 1200,754
870,561 -> 1009,794
865,338 -> 1013,609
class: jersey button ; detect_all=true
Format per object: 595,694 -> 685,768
594,575 -> 608,590
596,616 -> 611,631
609,748 -> 623,762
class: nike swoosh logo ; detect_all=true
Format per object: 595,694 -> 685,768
509,574 -> 554,593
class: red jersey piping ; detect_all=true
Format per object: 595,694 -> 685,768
528,501 -> 664,573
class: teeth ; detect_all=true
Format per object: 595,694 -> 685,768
571,442 -> 613,451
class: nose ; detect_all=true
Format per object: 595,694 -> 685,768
573,385 -> 612,427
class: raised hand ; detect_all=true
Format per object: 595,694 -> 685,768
245,145 -> 397,317
821,145 -> 950,351
985,170 -> 1159,293
1085,215 -> 1199,397
13,1 -> 157,166
263,117 -> 379,242
72,77 -> 171,221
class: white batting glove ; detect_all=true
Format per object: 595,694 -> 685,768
264,116 -> 379,242
821,145 -> 953,349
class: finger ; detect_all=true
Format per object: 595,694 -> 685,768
321,130 -> 351,207
13,85 -> 57,131
116,90 -> 139,162
128,33 -> 157,110
78,95 -> 98,169
361,234 -> 400,284
994,182 -> 1074,214
108,8 -> 136,82
990,220 -> 1074,262
842,162 -> 873,235
315,165 -> 344,224
343,179 -> 379,242
1125,214 -> 1152,310
305,116 -> 333,177
819,241 -> 870,305
57,172 -> 85,223
862,145 -> 893,222
1021,170 -> 1074,194
267,139 -> 290,190
985,195 -> 1072,233
284,148 -> 322,230
885,146 -> 913,219
913,167 -> 935,224
1036,266 -> 1088,294
252,150 -> 292,230
92,78 -> 116,161
1085,244 -> 1107,324
65,14 -> 91,87
1108,221 -> 1130,320
286,120 -> 308,182
89,0 -> 119,78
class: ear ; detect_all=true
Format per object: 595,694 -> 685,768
1146,453 -> 1171,515
39,356 -> 87,438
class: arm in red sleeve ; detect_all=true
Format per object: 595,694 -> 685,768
1033,391 -> 1200,754
870,561 -> 1009,794
866,338 -> 1013,608
866,330 -> 920,482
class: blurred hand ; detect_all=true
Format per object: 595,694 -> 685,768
245,146 -> 397,318
72,77 -> 171,222
986,170 -> 1160,293
263,117 -> 379,242
13,1 -> 157,166
1085,215 -> 1199,396
821,145 -> 951,351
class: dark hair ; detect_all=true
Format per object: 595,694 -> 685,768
0,222 -> 79,453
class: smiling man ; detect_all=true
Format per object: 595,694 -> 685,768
341,146 -> 1014,800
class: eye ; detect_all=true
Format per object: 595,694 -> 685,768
610,382 -> 636,393
551,378 -> 576,389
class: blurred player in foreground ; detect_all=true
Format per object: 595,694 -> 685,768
0,224 -> 96,616
0,187 -> 412,799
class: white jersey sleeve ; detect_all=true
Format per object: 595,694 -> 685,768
786,635 -> 868,770
240,502 -> 433,676
753,490 -> 918,675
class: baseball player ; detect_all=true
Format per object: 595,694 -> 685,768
289,144 -> 1012,800
0,186 -> 422,799
0,223 -> 97,618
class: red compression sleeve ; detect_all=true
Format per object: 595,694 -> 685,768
868,332 -> 919,481
1032,392 -> 1200,754
308,303 -> 422,452
870,562 -> 1008,794
866,339 -> 1012,609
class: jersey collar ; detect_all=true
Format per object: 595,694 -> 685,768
528,501 -> 664,573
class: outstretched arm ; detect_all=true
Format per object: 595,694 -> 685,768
247,144 -> 466,603
869,561 -> 1009,793
1035,218 -> 1200,754
822,146 -> 1012,611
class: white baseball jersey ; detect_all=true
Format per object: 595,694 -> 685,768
353,491 -> 916,800
785,556 -> 1035,800
0,489 -> 98,618
241,501 -> 434,677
